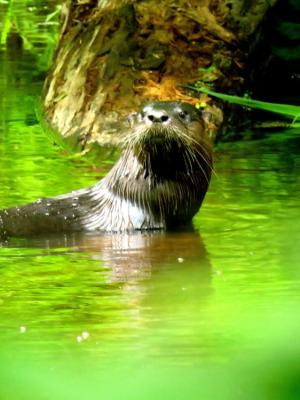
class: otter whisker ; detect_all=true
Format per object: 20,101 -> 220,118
174,129 -> 213,169
184,148 -> 210,184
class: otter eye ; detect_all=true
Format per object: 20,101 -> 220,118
178,111 -> 188,119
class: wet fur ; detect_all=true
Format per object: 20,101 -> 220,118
0,102 -> 213,237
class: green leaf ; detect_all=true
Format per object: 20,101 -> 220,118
188,85 -> 300,120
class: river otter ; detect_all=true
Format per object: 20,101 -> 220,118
0,101 -> 213,237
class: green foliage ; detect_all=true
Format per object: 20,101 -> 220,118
190,85 -> 300,121
276,21 -> 300,41
272,44 -> 300,61
0,0 -> 13,46
290,0 -> 300,12
0,0 -> 60,70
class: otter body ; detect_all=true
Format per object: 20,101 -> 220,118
0,102 -> 213,237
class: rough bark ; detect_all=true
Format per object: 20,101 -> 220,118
43,0 -> 278,147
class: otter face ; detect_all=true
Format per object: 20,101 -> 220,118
127,101 -> 206,146
129,101 -> 201,126
123,101 -> 212,183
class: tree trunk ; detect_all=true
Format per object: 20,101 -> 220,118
43,0 -> 278,148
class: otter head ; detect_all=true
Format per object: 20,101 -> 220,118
127,101 -> 206,147
124,101 -> 212,181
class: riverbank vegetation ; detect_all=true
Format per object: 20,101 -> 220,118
1,0 -> 300,147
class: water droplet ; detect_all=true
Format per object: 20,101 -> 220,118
77,336 -> 83,343
20,326 -> 27,333
82,331 -> 89,340
36,199 -> 42,204
45,212 -> 50,216
177,257 -> 184,263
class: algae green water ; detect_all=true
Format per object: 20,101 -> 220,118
1,5 -> 300,400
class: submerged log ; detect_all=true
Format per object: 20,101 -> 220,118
43,0 -> 278,147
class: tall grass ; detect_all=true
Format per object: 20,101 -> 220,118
189,85 -> 300,121
0,0 -> 14,46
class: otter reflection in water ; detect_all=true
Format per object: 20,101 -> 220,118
7,231 -> 211,284
0,102 -> 213,237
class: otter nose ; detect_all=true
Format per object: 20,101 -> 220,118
145,111 -> 169,123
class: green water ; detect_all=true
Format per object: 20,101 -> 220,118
1,5 -> 300,400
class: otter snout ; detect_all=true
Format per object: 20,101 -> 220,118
143,107 -> 170,124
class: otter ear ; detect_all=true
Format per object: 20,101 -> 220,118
199,106 -> 223,141
201,106 -> 223,127
127,112 -> 138,127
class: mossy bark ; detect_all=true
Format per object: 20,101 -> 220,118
43,0 -> 278,147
